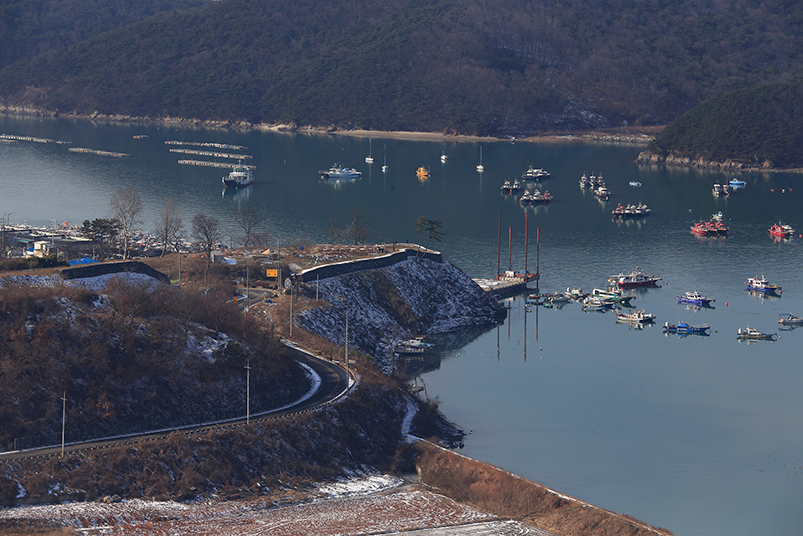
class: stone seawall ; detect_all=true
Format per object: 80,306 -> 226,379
61,260 -> 170,284
296,248 -> 442,282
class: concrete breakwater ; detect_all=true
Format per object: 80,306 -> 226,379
296,246 -> 442,282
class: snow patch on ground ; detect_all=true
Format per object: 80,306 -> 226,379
316,474 -> 403,500
0,486 -> 532,535
402,394 -> 418,440
296,258 -> 504,371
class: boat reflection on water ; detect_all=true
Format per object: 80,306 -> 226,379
680,302 -> 716,312
221,184 -> 253,199
692,233 -> 727,244
395,350 -> 441,380
746,289 -> 782,302
665,330 -> 711,338
320,177 -> 360,190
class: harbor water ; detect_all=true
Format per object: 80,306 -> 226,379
1,115 -> 802,536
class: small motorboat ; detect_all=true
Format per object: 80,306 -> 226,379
395,336 -> 436,355
582,296 -> 613,311
579,174 -> 590,188
745,275 -> 782,295
522,165 -> 550,180
711,211 -> 723,221
616,309 -> 656,323
736,326 -> 776,340
778,313 -> 803,326
729,178 -> 746,187
629,181 -> 642,187
609,269 -> 661,288
677,291 -> 715,306
594,185 -> 610,200
663,321 -> 710,334
541,291 -> 570,304
416,167 -> 430,180
591,287 -> 635,305
565,287 -> 589,300
319,164 -> 362,180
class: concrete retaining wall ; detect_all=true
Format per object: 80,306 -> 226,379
297,248 -> 442,282
60,261 -> 170,284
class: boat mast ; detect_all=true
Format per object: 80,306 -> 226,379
497,210 -> 501,278
508,226 -> 512,272
525,212 -> 529,275
536,227 -> 540,295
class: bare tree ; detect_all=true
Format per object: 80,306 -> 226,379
154,197 -> 183,256
251,230 -> 273,248
232,205 -> 266,247
347,209 -> 371,245
109,188 -> 142,259
327,218 -> 341,243
192,213 -> 223,260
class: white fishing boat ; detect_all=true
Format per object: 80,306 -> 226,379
522,166 -> 550,180
396,336 -> 435,355
582,296 -> 614,311
736,326 -> 776,340
565,287 -> 588,300
222,163 -> 255,188
440,139 -> 448,163
609,269 -> 662,288
616,309 -> 656,323
745,275 -> 781,295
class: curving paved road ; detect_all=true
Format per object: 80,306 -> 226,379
0,343 -> 351,461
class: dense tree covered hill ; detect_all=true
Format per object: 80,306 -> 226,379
645,78 -> 803,168
0,0 -> 207,70
1,0 -> 802,135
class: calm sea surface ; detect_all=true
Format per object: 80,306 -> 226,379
2,115 -> 802,536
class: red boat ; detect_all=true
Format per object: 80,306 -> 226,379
769,222 -> 794,237
691,220 -> 728,236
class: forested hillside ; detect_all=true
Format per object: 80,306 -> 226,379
1,0 -> 802,135
645,78 -> 803,168
0,0 -> 207,70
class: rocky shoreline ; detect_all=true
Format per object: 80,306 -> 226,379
1,104 -> 656,146
637,149 -> 803,173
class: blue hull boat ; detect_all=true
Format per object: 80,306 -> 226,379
663,321 -> 710,334
678,291 -> 715,306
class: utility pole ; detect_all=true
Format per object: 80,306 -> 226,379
245,359 -> 251,424
289,283 -> 293,338
345,309 -> 349,372
60,392 -> 66,458
245,256 -> 250,315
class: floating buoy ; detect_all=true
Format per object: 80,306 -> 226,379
725,302 -> 728,306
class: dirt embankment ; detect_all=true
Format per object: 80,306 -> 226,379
410,441 -> 674,536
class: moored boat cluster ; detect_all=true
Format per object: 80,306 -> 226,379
525,269 -> 794,342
